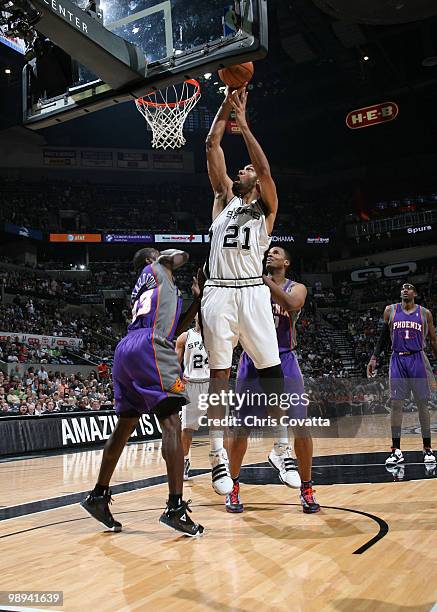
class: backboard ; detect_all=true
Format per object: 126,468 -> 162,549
22,0 -> 267,128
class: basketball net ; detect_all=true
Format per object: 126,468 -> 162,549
135,79 -> 201,150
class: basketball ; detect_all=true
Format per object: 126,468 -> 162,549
218,61 -> 254,89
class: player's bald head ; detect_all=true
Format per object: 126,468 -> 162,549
133,248 -> 160,274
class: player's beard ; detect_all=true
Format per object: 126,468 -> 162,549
232,180 -> 245,196
232,179 -> 254,197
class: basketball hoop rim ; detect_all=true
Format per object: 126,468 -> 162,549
136,79 -> 201,109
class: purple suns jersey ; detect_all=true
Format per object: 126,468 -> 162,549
128,262 -> 182,340
388,303 -> 428,353
271,279 -> 300,351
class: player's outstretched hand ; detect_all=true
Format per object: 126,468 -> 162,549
158,249 -> 189,271
192,275 -> 200,299
366,356 -> 377,378
196,267 -> 205,297
228,86 -> 248,126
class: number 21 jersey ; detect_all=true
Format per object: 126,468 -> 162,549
205,196 -> 271,284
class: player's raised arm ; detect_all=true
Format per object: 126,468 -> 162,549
426,309 -> 437,357
175,332 -> 188,365
205,93 -> 234,220
174,275 -> 201,337
229,88 -> 278,235
262,275 -> 307,312
157,249 -> 189,271
367,305 -> 391,377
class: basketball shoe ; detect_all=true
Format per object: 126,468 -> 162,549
225,480 -> 244,513
424,462 -> 436,477
385,448 -> 404,465
385,464 -> 405,481
268,443 -> 301,488
80,488 -> 122,532
209,448 -> 233,495
423,449 -> 436,464
299,481 -> 320,513
159,499 -> 204,537
183,457 -> 191,481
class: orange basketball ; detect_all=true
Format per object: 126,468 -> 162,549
218,61 -> 254,89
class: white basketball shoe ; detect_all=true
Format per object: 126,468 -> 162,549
423,449 -> 437,464
209,448 -> 233,495
268,443 -> 301,489
385,448 -> 404,465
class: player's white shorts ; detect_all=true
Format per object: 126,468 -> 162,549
201,282 -> 280,370
181,380 -> 209,431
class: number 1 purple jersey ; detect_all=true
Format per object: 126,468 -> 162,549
388,303 -> 428,353
388,303 -> 434,401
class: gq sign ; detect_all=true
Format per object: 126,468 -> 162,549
351,261 -> 417,282
346,102 -> 398,130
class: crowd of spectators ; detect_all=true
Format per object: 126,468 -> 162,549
1,256 -> 204,300
0,299 -> 117,360
0,367 -> 113,416
1,269 -> 103,304
0,178 -> 345,237
312,279 -> 352,307
0,179 -> 209,233
0,339 -> 75,365
295,316 -> 347,378
0,264 -> 133,299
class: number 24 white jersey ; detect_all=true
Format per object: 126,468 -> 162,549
204,196 -> 271,287
183,328 -> 210,382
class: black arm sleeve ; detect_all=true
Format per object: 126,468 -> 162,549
373,321 -> 390,357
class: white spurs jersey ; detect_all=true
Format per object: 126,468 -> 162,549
183,328 -> 210,382
204,196 -> 271,287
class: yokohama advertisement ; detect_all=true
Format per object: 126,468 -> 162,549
0,412 -> 162,456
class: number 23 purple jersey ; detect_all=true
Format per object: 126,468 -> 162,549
128,262 -> 182,340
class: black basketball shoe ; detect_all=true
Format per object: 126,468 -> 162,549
225,480 -> 244,513
159,499 -> 204,537
299,481 -> 321,514
80,489 -> 122,532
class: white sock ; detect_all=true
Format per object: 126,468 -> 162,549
210,432 -> 224,453
273,429 -> 289,453
184,452 -> 191,460
275,426 -> 289,443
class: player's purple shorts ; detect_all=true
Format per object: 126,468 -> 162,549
236,350 -> 308,420
112,328 -> 188,416
389,350 -> 434,401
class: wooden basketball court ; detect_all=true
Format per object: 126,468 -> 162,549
1,415 -> 437,612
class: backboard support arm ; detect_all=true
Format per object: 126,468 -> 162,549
19,0 -> 147,89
